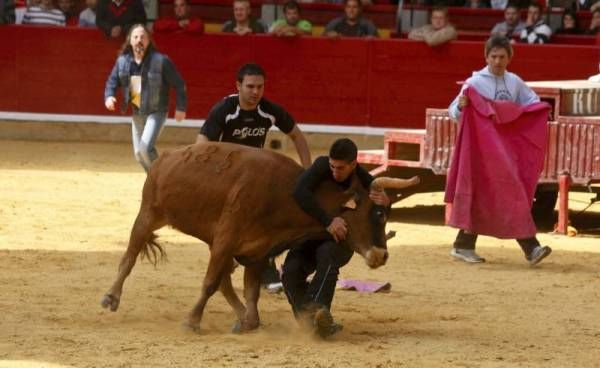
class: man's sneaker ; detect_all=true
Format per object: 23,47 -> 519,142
313,306 -> 343,338
527,245 -> 552,266
265,282 -> 284,294
450,248 -> 486,263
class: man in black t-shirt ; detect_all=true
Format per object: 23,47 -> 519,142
196,63 -> 311,167
282,138 -> 390,338
196,63 -> 312,292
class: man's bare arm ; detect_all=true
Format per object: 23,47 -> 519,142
287,125 -> 312,168
196,133 -> 209,144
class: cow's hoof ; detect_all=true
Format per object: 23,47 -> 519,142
231,319 -> 259,333
231,320 -> 243,334
100,294 -> 120,312
182,321 -> 202,334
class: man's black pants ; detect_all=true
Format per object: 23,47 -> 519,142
282,239 -> 354,316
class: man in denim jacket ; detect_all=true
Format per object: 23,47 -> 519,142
104,24 -> 187,172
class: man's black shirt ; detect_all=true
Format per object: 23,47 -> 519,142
200,95 -> 295,148
293,156 -> 373,227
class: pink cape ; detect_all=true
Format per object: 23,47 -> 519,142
444,87 -> 550,239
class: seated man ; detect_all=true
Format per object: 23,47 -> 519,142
96,0 -> 147,39
222,0 -> 266,35
57,0 -> 78,26
1,0 -> 16,24
22,0 -> 65,26
491,3 -> 525,38
408,6 -> 457,47
586,8 -> 600,34
270,0 -> 312,37
465,0 -> 490,8
79,0 -> 97,27
490,0 -> 508,9
323,0 -> 378,38
282,138 -> 390,338
577,0 -> 600,10
519,2 -> 552,44
153,0 -> 203,34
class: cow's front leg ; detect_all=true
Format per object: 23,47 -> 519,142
219,258 -> 247,332
238,260 -> 265,332
184,246 -> 232,333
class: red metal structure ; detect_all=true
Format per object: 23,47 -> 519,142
358,81 -> 600,234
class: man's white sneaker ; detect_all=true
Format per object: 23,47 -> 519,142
527,245 -> 552,266
450,248 -> 486,263
266,282 -> 284,294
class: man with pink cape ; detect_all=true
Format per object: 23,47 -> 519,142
445,35 -> 552,265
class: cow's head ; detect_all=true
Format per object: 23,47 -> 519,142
341,176 -> 419,269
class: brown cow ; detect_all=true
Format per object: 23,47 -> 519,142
101,142 -> 418,332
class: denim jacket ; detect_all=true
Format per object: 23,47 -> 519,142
104,49 -> 187,114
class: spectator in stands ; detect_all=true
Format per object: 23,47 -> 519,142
270,0 -> 312,36
490,0 -> 508,9
408,6 -> 457,46
141,0 -> 157,26
464,0 -> 490,8
519,2 -> 552,44
57,0 -> 78,26
447,35 -> 552,266
323,0 -> 378,37
22,0 -> 65,25
491,3 -> 525,38
79,0 -> 96,27
104,24 -> 187,172
576,0 -> 600,11
555,10 -> 582,34
153,0 -> 203,34
222,0 -> 266,35
14,0 -> 31,24
325,0 -> 373,4
586,8 -> 600,34
1,0 -> 16,24
96,0 -> 147,38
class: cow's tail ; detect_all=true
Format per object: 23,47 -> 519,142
134,164 -> 167,267
139,232 -> 167,267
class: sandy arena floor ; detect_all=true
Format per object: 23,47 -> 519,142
1,140 -> 599,368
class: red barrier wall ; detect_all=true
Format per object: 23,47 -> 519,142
0,26 -> 597,128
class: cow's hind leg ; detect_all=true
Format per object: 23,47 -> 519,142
101,206 -> 166,312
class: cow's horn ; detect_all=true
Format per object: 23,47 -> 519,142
371,176 -> 420,191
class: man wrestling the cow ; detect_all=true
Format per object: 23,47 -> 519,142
283,138 -> 391,338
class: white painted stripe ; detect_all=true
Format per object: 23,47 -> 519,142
224,105 -> 240,125
257,105 -> 276,126
0,111 -> 394,136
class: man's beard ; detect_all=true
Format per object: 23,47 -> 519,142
134,43 -> 145,55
